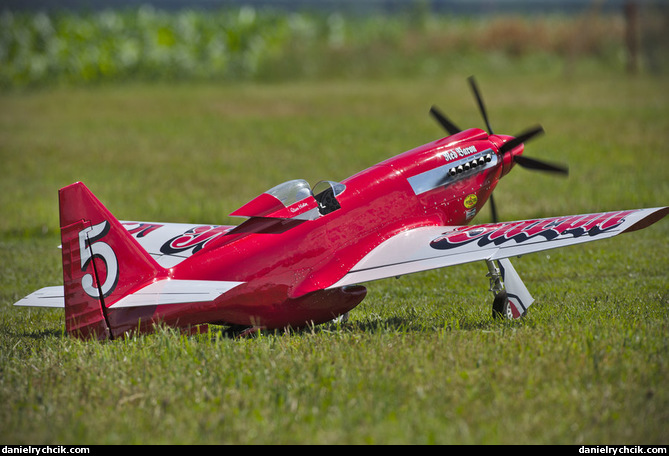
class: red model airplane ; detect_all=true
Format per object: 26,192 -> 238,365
15,78 -> 668,340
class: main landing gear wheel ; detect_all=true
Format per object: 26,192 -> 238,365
486,259 -> 532,320
491,290 -> 514,320
487,260 -> 508,319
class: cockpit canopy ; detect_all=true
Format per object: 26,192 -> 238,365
230,179 -> 346,219
313,180 -> 346,215
267,179 -> 313,207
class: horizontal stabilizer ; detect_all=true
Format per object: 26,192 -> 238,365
112,279 -> 244,308
14,286 -> 65,308
14,280 -> 244,309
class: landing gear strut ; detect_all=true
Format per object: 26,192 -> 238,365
486,259 -> 511,319
485,258 -> 534,320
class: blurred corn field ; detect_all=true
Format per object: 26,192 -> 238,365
0,7 -> 293,86
1,5 -> 667,88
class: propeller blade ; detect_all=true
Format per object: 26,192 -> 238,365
468,76 -> 494,134
499,125 -> 545,155
513,155 -> 569,175
489,193 -> 499,223
498,125 -> 567,175
429,106 -> 461,135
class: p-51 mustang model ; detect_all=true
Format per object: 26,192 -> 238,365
15,78 -> 668,340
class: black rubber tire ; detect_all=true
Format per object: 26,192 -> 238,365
491,290 -> 510,319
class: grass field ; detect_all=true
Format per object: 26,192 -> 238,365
1,28 -> 669,444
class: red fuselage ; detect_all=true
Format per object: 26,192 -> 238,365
112,128 -> 520,333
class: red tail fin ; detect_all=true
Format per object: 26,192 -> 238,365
59,182 -> 166,339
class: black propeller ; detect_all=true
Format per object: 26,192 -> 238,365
513,155 -> 569,175
498,125 -> 568,175
429,105 -> 460,136
430,76 -> 568,223
467,77 -> 567,175
468,75 -> 494,134
498,125 -> 545,155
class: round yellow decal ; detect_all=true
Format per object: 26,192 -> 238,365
464,194 -> 478,209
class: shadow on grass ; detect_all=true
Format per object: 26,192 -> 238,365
346,316 -> 498,334
5,311 -> 517,343
214,312 -> 513,340
20,328 -> 65,339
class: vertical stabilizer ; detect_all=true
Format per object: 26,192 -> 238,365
59,182 -> 166,339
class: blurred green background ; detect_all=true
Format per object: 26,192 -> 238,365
2,1 -> 669,88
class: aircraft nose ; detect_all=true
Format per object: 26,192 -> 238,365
496,134 -> 523,154
492,134 -> 524,176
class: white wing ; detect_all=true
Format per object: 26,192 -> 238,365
329,207 -> 668,288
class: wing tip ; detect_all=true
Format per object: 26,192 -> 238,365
622,207 -> 669,234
